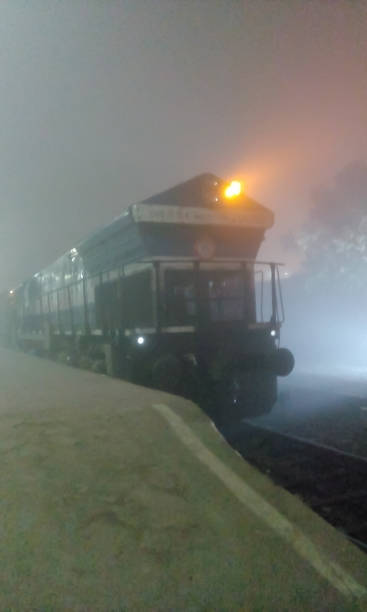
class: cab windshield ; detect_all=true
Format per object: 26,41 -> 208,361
200,270 -> 244,322
163,267 -> 254,326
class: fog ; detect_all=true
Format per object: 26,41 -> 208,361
278,158 -> 367,376
1,0 -> 366,291
281,276 -> 367,383
1,1 -> 367,375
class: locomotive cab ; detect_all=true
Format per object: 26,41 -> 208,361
120,256 -> 293,420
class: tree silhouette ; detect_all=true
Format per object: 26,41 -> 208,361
296,162 -> 367,293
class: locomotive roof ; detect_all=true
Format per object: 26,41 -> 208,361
79,173 -> 273,252
141,172 -> 260,208
22,173 -> 275,290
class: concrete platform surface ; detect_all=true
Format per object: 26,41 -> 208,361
0,348 -> 367,611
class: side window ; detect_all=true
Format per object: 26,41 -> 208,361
95,280 -> 120,331
48,292 -> 58,329
58,287 -> 71,332
69,282 -> 85,331
123,269 -> 153,329
85,276 -> 99,329
42,295 -> 49,318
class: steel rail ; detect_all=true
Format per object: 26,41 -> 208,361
242,420 -> 367,465
226,420 -> 367,554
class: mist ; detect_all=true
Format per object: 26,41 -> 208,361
281,277 -> 366,371
1,0 -> 366,292
280,160 -> 367,374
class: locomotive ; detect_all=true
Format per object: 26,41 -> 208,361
0,173 -> 294,422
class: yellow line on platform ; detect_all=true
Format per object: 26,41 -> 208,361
153,403 -> 367,600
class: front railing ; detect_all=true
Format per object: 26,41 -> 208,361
143,257 -> 285,331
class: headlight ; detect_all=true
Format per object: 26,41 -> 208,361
224,180 -> 241,199
137,336 -> 145,345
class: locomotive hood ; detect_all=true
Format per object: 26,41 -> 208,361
132,173 -> 274,229
77,173 -> 275,275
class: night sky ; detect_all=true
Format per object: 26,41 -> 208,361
1,0 -> 366,289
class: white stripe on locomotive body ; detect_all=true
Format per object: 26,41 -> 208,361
158,261 -> 244,271
131,203 -> 274,229
124,327 -> 156,336
124,262 -> 154,277
123,326 -> 195,335
160,326 -> 196,333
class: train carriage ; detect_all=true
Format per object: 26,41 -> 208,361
1,173 -> 294,423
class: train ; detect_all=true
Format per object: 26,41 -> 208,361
0,173 -> 294,423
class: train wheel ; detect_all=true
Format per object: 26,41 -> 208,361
225,369 -> 277,420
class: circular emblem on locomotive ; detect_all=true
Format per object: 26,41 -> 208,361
194,235 -> 216,259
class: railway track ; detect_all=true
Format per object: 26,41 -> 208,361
226,421 -> 367,552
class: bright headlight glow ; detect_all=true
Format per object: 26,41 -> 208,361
137,336 -> 145,345
270,330 -> 277,337
224,180 -> 241,199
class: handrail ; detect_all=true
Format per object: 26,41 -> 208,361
276,265 -> 285,323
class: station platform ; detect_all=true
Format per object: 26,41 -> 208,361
0,347 -> 366,610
